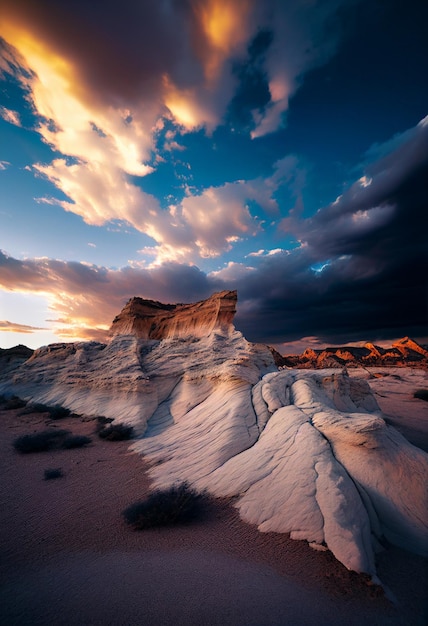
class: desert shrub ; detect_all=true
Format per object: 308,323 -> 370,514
19,402 -> 52,414
98,423 -> 134,441
47,405 -> 71,419
18,402 -> 71,419
94,415 -> 114,432
123,483 -> 208,529
13,429 -> 70,453
3,395 -> 27,410
44,468 -> 64,480
96,415 -> 114,426
61,434 -> 92,449
414,389 -> 428,401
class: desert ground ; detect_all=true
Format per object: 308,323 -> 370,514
0,368 -> 427,625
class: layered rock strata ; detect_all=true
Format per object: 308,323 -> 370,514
109,290 -> 237,340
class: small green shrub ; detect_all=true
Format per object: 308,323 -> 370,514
123,483 -> 208,529
61,435 -> 92,449
414,389 -> 428,402
98,423 -> 134,441
44,468 -> 64,480
13,429 -> 70,453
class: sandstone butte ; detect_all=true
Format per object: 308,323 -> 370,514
0,290 -> 427,584
109,290 -> 237,340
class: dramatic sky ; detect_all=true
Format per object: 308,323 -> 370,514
0,0 -> 427,352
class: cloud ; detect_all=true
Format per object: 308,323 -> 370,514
0,320 -> 47,333
180,182 -> 260,258
0,0 -> 349,137
1,5 -> 425,348
0,160 -> 11,170
278,336 -> 330,355
0,105 -> 21,126
280,115 -> 428,262
0,0 -> 353,265
0,250 -> 214,338
249,0 -> 347,138
1,114 -> 427,346
233,118 -> 428,343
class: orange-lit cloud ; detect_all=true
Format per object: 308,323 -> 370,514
181,183 -> 259,258
0,320 -> 47,333
0,250 -> 214,341
195,0 -> 252,82
162,75 -> 216,131
0,0 -> 350,269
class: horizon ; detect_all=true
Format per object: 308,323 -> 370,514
1,301 -> 427,357
1,0 -> 427,350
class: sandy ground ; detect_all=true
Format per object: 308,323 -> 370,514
0,371 -> 427,625
350,367 -> 428,452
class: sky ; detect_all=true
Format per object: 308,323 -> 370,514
0,0 -> 427,353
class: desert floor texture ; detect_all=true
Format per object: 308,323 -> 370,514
0,369 -> 427,625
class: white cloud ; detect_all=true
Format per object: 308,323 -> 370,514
209,261 -> 256,281
0,105 -> 21,126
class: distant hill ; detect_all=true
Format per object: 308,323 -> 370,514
0,344 -> 34,375
273,337 -> 428,369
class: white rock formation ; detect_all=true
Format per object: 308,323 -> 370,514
1,292 -> 427,578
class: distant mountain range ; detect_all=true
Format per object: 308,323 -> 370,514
271,337 -> 428,369
2,335 -> 427,374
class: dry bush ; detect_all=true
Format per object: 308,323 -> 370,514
13,430 -> 70,453
123,483 -> 208,529
414,389 -> 428,401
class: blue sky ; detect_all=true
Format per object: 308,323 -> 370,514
0,0 -> 427,352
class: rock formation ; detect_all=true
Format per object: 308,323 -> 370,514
0,344 -> 34,376
109,290 -> 237,340
1,291 -> 427,580
279,337 -> 428,369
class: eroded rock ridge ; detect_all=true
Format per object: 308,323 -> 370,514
277,337 -> 428,369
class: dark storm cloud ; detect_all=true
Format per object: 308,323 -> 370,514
228,120 -> 428,344
0,0 -> 201,106
289,118 -> 428,260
